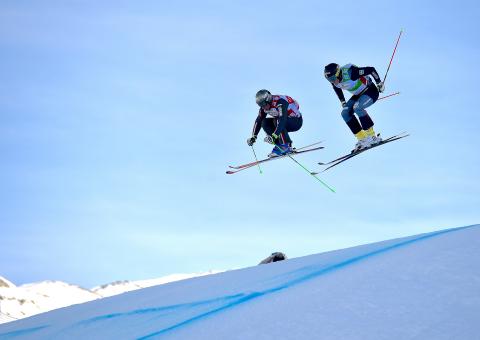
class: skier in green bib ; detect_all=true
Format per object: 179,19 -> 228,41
324,63 -> 385,151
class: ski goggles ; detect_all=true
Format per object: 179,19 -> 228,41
325,68 -> 341,83
256,99 -> 270,108
325,74 -> 337,83
256,96 -> 272,108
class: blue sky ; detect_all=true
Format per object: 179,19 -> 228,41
1,0 -> 479,288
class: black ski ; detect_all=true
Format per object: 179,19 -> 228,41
312,133 -> 409,173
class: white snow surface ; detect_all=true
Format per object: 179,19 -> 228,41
0,224 -> 479,340
0,272 -> 219,323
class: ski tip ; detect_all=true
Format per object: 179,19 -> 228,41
318,162 -> 325,165
226,171 -> 234,175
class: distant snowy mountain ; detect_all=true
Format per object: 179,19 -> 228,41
0,278 -> 98,322
0,271 -> 220,324
1,225 -> 479,339
91,272 -> 221,298
0,277 -> 14,289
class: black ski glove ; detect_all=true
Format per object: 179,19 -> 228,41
247,135 -> 257,146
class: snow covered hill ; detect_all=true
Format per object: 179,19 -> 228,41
0,272 -> 219,324
0,224 -> 479,339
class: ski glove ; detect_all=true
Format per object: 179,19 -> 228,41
247,136 -> 257,146
341,101 -> 347,108
377,81 -> 385,93
264,133 -> 278,144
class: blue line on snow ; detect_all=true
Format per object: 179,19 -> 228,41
0,326 -> 49,339
139,225 -> 477,339
78,294 -> 245,325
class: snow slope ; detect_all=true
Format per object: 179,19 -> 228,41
0,224 -> 479,340
0,272 -> 219,323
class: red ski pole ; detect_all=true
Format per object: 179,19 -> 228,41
378,92 -> 400,101
383,30 -> 403,85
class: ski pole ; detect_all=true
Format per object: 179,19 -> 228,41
250,145 -> 263,174
378,91 -> 400,101
383,29 -> 403,85
274,145 -> 336,193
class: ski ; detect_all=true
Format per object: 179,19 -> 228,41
228,140 -> 324,170
226,145 -> 324,175
317,133 -> 406,166
312,132 -> 409,173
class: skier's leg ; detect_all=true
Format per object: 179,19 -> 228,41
353,96 -> 374,130
262,118 -> 283,156
342,98 -> 363,135
261,118 -> 276,137
353,86 -> 379,132
280,116 -> 303,146
353,86 -> 382,146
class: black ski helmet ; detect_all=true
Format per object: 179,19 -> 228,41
324,63 -> 340,82
255,89 -> 273,107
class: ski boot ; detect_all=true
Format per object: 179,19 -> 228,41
364,128 -> 382,147
352,137 -> 370,152
268,143 -> 293,158
366,134 -> 382,147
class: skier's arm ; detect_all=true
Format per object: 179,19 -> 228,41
252,109 -> 266,137
350,66 -> 382,84
332,84 -> 346,104
273,99 -> 289,137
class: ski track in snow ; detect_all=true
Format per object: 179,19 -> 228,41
2,224 -> 474,339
